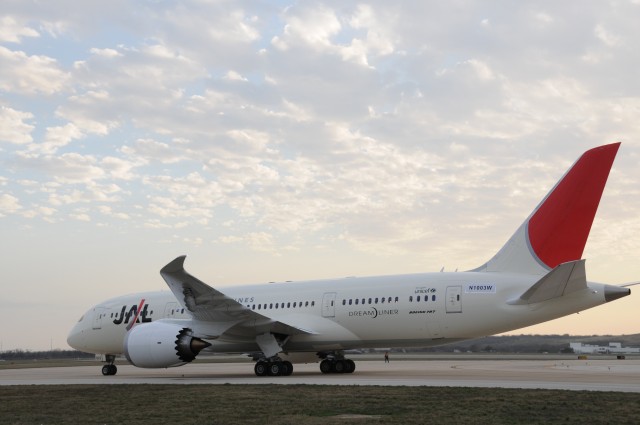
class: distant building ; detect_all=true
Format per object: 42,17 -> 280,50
569,342 -> 640,355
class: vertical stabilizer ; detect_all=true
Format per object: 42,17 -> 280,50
475,143 -> 620,275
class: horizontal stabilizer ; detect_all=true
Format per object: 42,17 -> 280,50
507,260 -> 586,305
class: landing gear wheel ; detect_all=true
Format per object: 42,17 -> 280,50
320,359 -> 332,374
267,362 -> 282,376
334,360 -> 345,373
254,361 -> 268,377
345,359 -> 356,374
101,364 -> 117,376
281,361 -> 293,376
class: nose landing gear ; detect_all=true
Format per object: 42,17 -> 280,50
101,354 -> 118,376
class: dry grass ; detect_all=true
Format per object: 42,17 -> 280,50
1,385 -> 639,425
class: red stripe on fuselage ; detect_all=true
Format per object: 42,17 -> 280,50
126,298 -> 146,331
528,143 -> 620,269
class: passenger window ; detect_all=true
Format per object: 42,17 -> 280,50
368,298 -> 372,304
417,296 -> 421,302
381,297 -> 385,304
355,299 -> 359,305
375,298 -> 378,304
287,302 -> 291,308
342,299 -> 346,305
305,301 -> 309,307
312,301 -> 315,306
394,297 -> 398,302
349,299 -> 353,305
275,303 -> 278,309
409,296 -> 413,302
258,305 -> 261,310
269,303 -> 273,309
432,295 -> 436,301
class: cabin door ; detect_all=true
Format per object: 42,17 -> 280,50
322,292 -> 337,317
445,286 -> 462,313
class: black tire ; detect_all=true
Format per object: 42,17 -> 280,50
345,359 -> 356,373
101,365 -> 110,376
254,361 -> 268,377
320,359 -> 332,374
281,361 -> 293,376
267,362 -> 281,376
334,360 -> 345,373
109,365 -> 118,375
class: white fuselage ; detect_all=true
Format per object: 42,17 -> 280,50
68,271 -> 608,358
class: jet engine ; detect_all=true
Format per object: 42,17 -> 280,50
124,322 -> 210,368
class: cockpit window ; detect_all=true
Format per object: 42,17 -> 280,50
77,315 -> 84,322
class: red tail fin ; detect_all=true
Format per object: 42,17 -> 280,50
528,143 -> 620,269
475,142 -> 620,275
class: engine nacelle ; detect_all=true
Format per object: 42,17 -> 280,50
124,322 -> 210,368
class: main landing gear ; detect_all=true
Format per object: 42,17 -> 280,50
254,358 -> 293,376
320,358 -> 356,374
101,354 -> 117,376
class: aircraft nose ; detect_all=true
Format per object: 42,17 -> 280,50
66,320 -> 85,350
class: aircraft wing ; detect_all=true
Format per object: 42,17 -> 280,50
160,256 -> 316,337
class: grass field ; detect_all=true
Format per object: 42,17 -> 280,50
1,384 -> 639,425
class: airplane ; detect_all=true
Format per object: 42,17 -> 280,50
67,142 -> 635,376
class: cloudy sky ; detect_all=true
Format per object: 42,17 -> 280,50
1,1 -> 640,351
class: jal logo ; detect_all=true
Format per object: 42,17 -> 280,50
113,303 -> 152,325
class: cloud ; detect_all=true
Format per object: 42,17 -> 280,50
0,2 -> 638,257
14,152 -> 105,184
271,3 -> 395,67
0,193 -> 22,216
0,106 -> 34,144
29,123 -> 84,154
0,46 -> 68,94
121,138 -> 184,164
0,16 -> 39,43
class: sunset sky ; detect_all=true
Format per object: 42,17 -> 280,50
1,1 -> 639,351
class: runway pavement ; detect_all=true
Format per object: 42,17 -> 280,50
2,358 -> 640,392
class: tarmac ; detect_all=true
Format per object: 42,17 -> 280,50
2,357 -> 640,392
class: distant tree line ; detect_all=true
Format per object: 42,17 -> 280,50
393,333 -> 640,354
